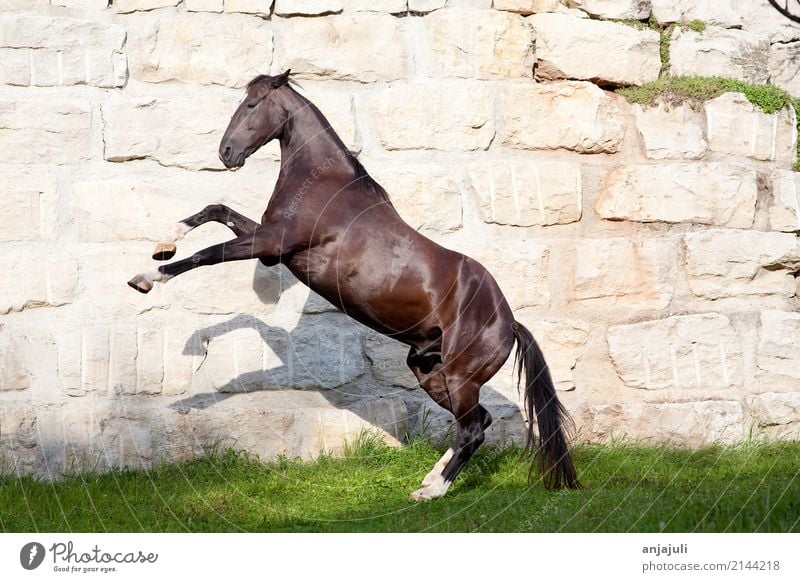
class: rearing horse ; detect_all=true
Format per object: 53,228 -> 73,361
128,70 -> 579,500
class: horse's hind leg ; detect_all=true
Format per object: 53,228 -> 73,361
152,204 -> 259,260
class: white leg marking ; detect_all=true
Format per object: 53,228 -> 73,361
420,448 -> 453,488
173,222 -> 191,242
142,270 -> 173,284
411,475 -> 452,501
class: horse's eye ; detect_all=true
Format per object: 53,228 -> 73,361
247,101 -> 258,109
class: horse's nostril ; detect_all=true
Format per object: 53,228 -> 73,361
223,145 -> 232,160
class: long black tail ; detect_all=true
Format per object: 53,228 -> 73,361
513,321 -> 580,490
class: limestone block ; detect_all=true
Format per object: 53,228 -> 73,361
57,327 -> 110,397
734,0 -> 800,43
0,331 -> 30,392
519,316 -> 591,391
369,165 -> 463,232
769,41 -> 800,98
748,390 -> 800,427
0,252 -> 80,314
364,332 -> 416,387
277,14 -> 408,82
567,0 -> 650,20
0,14 -> 126,87
466,157 -> 582,226
274,0 -> 342,15
494,0 -> 559,13
427,9 -> 535,79
102,87 -> 241,170
769,170 -> 800,233
469,239 -> 550,310
342,0 -> 406,12
0,96 -> 92,164
596,163 -> 757,228
607,313 -> 744,390
756,311 -> 800,381
224,0 -> 272,15
115,0 -> 179,12
669,26 -> 770,84
501,81 -> 627,153
185,0 -> 223,10
52,0 -> 109,8
633,102 -> 707,160
370,82 -> 494,151
128,13 -> 273,88
0,176 -> 56,241
651,0 -> 740,27
409,0 -> 445,11
583,400 -> 745,445
705,92 -> 796,164
531,13 -> 660,86
684,230 -> 800,299
571,237 -> 676,309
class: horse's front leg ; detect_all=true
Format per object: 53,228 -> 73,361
152,204 -> 260,260
128,226 -> 283,294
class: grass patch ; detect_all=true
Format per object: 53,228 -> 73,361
1,439 -> 798,533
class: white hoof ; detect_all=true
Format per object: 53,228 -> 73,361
420,448 -> 454,488
410,475 -> 452,502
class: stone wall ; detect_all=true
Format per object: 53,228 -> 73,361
2,0 -> 800,476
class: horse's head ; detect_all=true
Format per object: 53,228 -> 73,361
218,69 -> 292,169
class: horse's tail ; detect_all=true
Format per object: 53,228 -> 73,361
512,321 -> 580,490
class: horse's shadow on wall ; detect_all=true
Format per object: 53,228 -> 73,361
167,263 -> 525,449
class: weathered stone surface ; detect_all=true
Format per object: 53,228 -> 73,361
501,81 -> 627,153
769,42 -> 800,98
52,0 -> 109,9
224,0 -> 272,14
769,170 -> 800,233
568,0 -> 650,19
274,0 -> 342,15
608,313 -> 744,390
523,317 -> 591,391
0,97 -> 92,164
735,0 -> 800,43
469,239 -> 550,310
427,9 -> 534,79
756,311 -> 800,382
652,0 -> 740,27
115,0 -> 179,12
466,158 -> 582,226
0,176 -> 56,241
684,230 -> 800,299
531,13 -> 660,86
596,163 -> 757,228
343,0 -> 406,12
185,0 -> 223,11
370,82 -> 494,150
748,390 -> 800,428
572,237 -> 676,309
0,14 -> 126,87
705,92 -> 797,164
493,0 -> 558,14
633,102 -> 706,160
0,253 -> 80,314
669,26 -> 770,84
364,332 -> 416,387
103,88 -> 240,170
368,165 -> 462,232
128,14 -> 273,88
0,331 -> 30,392
277,14 -> 408,82
409,0 -> 447,11
582,400 -> 745,445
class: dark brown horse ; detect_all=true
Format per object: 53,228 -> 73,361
128,70 -> 579,500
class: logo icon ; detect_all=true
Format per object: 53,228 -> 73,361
19,542 -> 45,570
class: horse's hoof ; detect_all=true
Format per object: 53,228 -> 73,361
127,274 -> 153,294
152,242 -> 176,261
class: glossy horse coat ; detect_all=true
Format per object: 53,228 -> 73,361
128,71 -> 579,500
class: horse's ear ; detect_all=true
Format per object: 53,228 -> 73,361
272,69 -> 291,88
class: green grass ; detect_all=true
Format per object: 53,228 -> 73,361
1,437 -> 798,532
